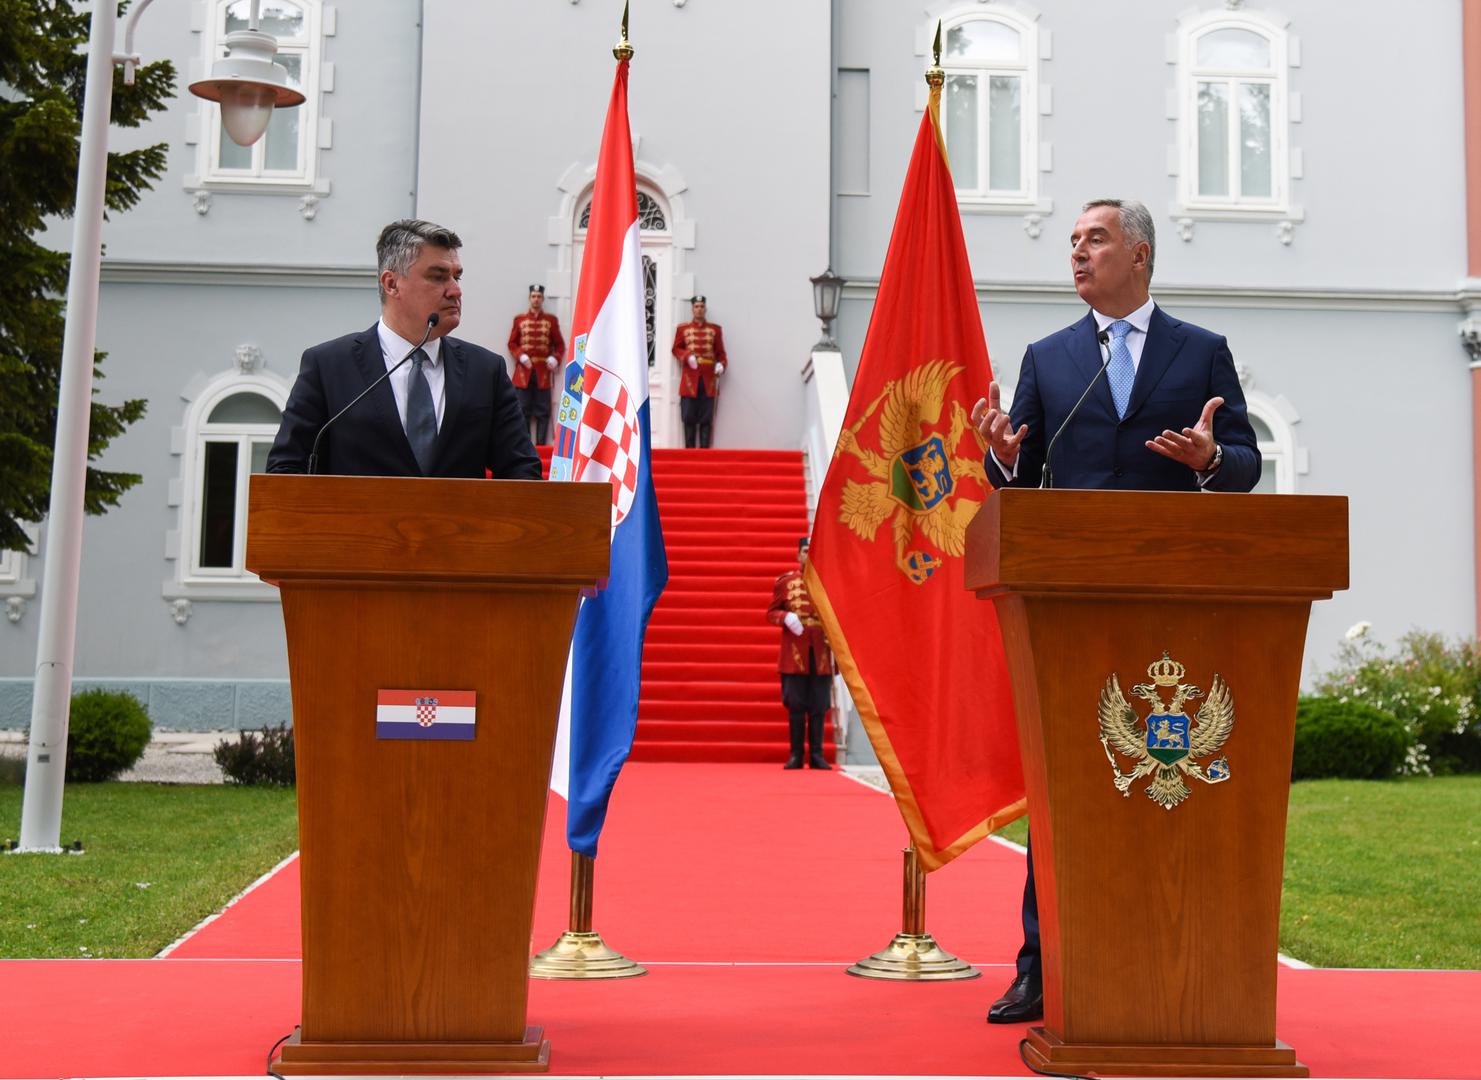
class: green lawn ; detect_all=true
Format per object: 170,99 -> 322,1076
0,783 -> 298,958
2,777 -> 1476,968
1280,775 -> 1481,970
992,774 -> 1480,970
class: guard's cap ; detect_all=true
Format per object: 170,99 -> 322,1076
529,284 -> 545,295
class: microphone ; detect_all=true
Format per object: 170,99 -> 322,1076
1041,328 -> 1111,489
307,313 -> 439,475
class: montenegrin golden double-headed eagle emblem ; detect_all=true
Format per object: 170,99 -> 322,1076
1099,653 -> 1235,810
834,360 -> 988,585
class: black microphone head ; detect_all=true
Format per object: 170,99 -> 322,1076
427,313 -> 439,327
1097,328 -> 1110,345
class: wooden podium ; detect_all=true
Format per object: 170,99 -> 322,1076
965,489 -> 1348,1078
246,475 -> 610,1075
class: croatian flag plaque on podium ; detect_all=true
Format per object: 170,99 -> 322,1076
375,689 -> 477,741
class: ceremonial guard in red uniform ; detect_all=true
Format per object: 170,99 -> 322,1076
766,537 -> 835,769
506,284 -> 565,445
670,295 -> 726,448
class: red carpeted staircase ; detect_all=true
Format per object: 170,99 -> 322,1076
636,448 -> 832,763
538,446 -> 833,763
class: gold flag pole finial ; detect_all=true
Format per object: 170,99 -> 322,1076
614,0 -> 634,61
925,20 -> 945,88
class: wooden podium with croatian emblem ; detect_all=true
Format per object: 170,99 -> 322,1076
246,475 -> 610,1075
966,488 -> 1348,1078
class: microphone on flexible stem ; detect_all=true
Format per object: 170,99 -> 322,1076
1040,328 -> 1111,489
307,313 -> 439,475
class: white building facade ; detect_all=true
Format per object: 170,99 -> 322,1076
2,0 -> 1477,729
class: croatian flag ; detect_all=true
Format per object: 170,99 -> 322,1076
375,689 -> 476,741
549,55 -> 668,858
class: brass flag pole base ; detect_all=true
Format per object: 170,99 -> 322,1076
847,845 -> 980,982
529,850 -> 647,980
530,929 -> 646,979
846,931 -> 979,981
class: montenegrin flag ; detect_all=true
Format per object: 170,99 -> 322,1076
804,73 -> 1023,871
548,54 -> 668,858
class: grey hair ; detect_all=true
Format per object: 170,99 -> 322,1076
1083,198 -> 1155,282
376,219 -> 462,303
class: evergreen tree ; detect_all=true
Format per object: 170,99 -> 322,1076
0,0 -> 175,552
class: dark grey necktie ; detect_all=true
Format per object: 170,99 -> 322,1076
406,347 -> 437,475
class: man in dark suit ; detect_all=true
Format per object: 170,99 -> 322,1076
970,198 -> 1261,1024
267,219 -> 542,480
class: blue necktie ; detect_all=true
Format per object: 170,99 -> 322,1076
1106,320 -> 1134,419
406,347 -> 437,475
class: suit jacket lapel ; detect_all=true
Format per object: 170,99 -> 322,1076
1063,313 -> 1117,420
435,337 -> 466,473
351,322 -> 421,473
1125,306 -> 1185,421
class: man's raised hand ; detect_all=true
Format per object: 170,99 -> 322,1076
970,381 -> 1028,468
1146,396 -> 1223,471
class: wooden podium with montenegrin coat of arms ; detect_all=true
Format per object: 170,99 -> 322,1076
965,487 -> 1348,1078
246,474 -> 610,1075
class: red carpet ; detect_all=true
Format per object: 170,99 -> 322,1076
535,446 -> 828,764
5,764 -> 1479,1077
637,449 -> 830,763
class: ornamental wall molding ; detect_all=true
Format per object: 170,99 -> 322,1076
840,279 -> 1475,314
100,260 -> 376,289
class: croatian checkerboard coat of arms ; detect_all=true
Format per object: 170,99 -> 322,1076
833,359 -> 988,585
1098,652 -> 1234,810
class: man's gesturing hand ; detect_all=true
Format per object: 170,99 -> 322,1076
970,381 -> 1028,469
1147,396 -> 1223,471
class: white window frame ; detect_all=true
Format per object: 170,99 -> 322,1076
169,370 -> 288,598
937,6 -> 1042,210
1176,10 -> 1294,220
1243,389 -> 1306,494
0,523 -> 39,608
187,0 -> 330,196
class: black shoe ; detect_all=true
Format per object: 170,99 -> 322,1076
986,972 -> 1043,1024
807,754 -> 832,770
783,756 -> 803,770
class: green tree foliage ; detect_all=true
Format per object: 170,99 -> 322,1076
0,0 -> 175,552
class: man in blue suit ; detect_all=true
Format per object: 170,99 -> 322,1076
970,198 -> 1261,1024
268,219 -> 542,480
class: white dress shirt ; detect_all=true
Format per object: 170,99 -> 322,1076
377,318 -> 446,433
1091,296 -> 1156,371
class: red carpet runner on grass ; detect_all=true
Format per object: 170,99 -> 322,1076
3,764 -> 1478,1079
542,445 -> 830,764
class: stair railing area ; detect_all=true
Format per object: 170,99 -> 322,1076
800,346 -> 869,766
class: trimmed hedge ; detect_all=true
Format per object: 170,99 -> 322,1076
214,724 -> 295,786
1293,696 -> 1410,780
65,690 -> 152,782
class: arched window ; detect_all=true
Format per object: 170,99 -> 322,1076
196,0 -> 326,189
1243,391 -> 1303,494
176,374 -> 287,586
1179,12 -> 1291,211
575,186 -> 673,369
939,8 -> 1039,204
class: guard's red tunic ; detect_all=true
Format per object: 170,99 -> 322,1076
506,311 -> 566,390
671,320 -> 727,398
766,568 -> 835,675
